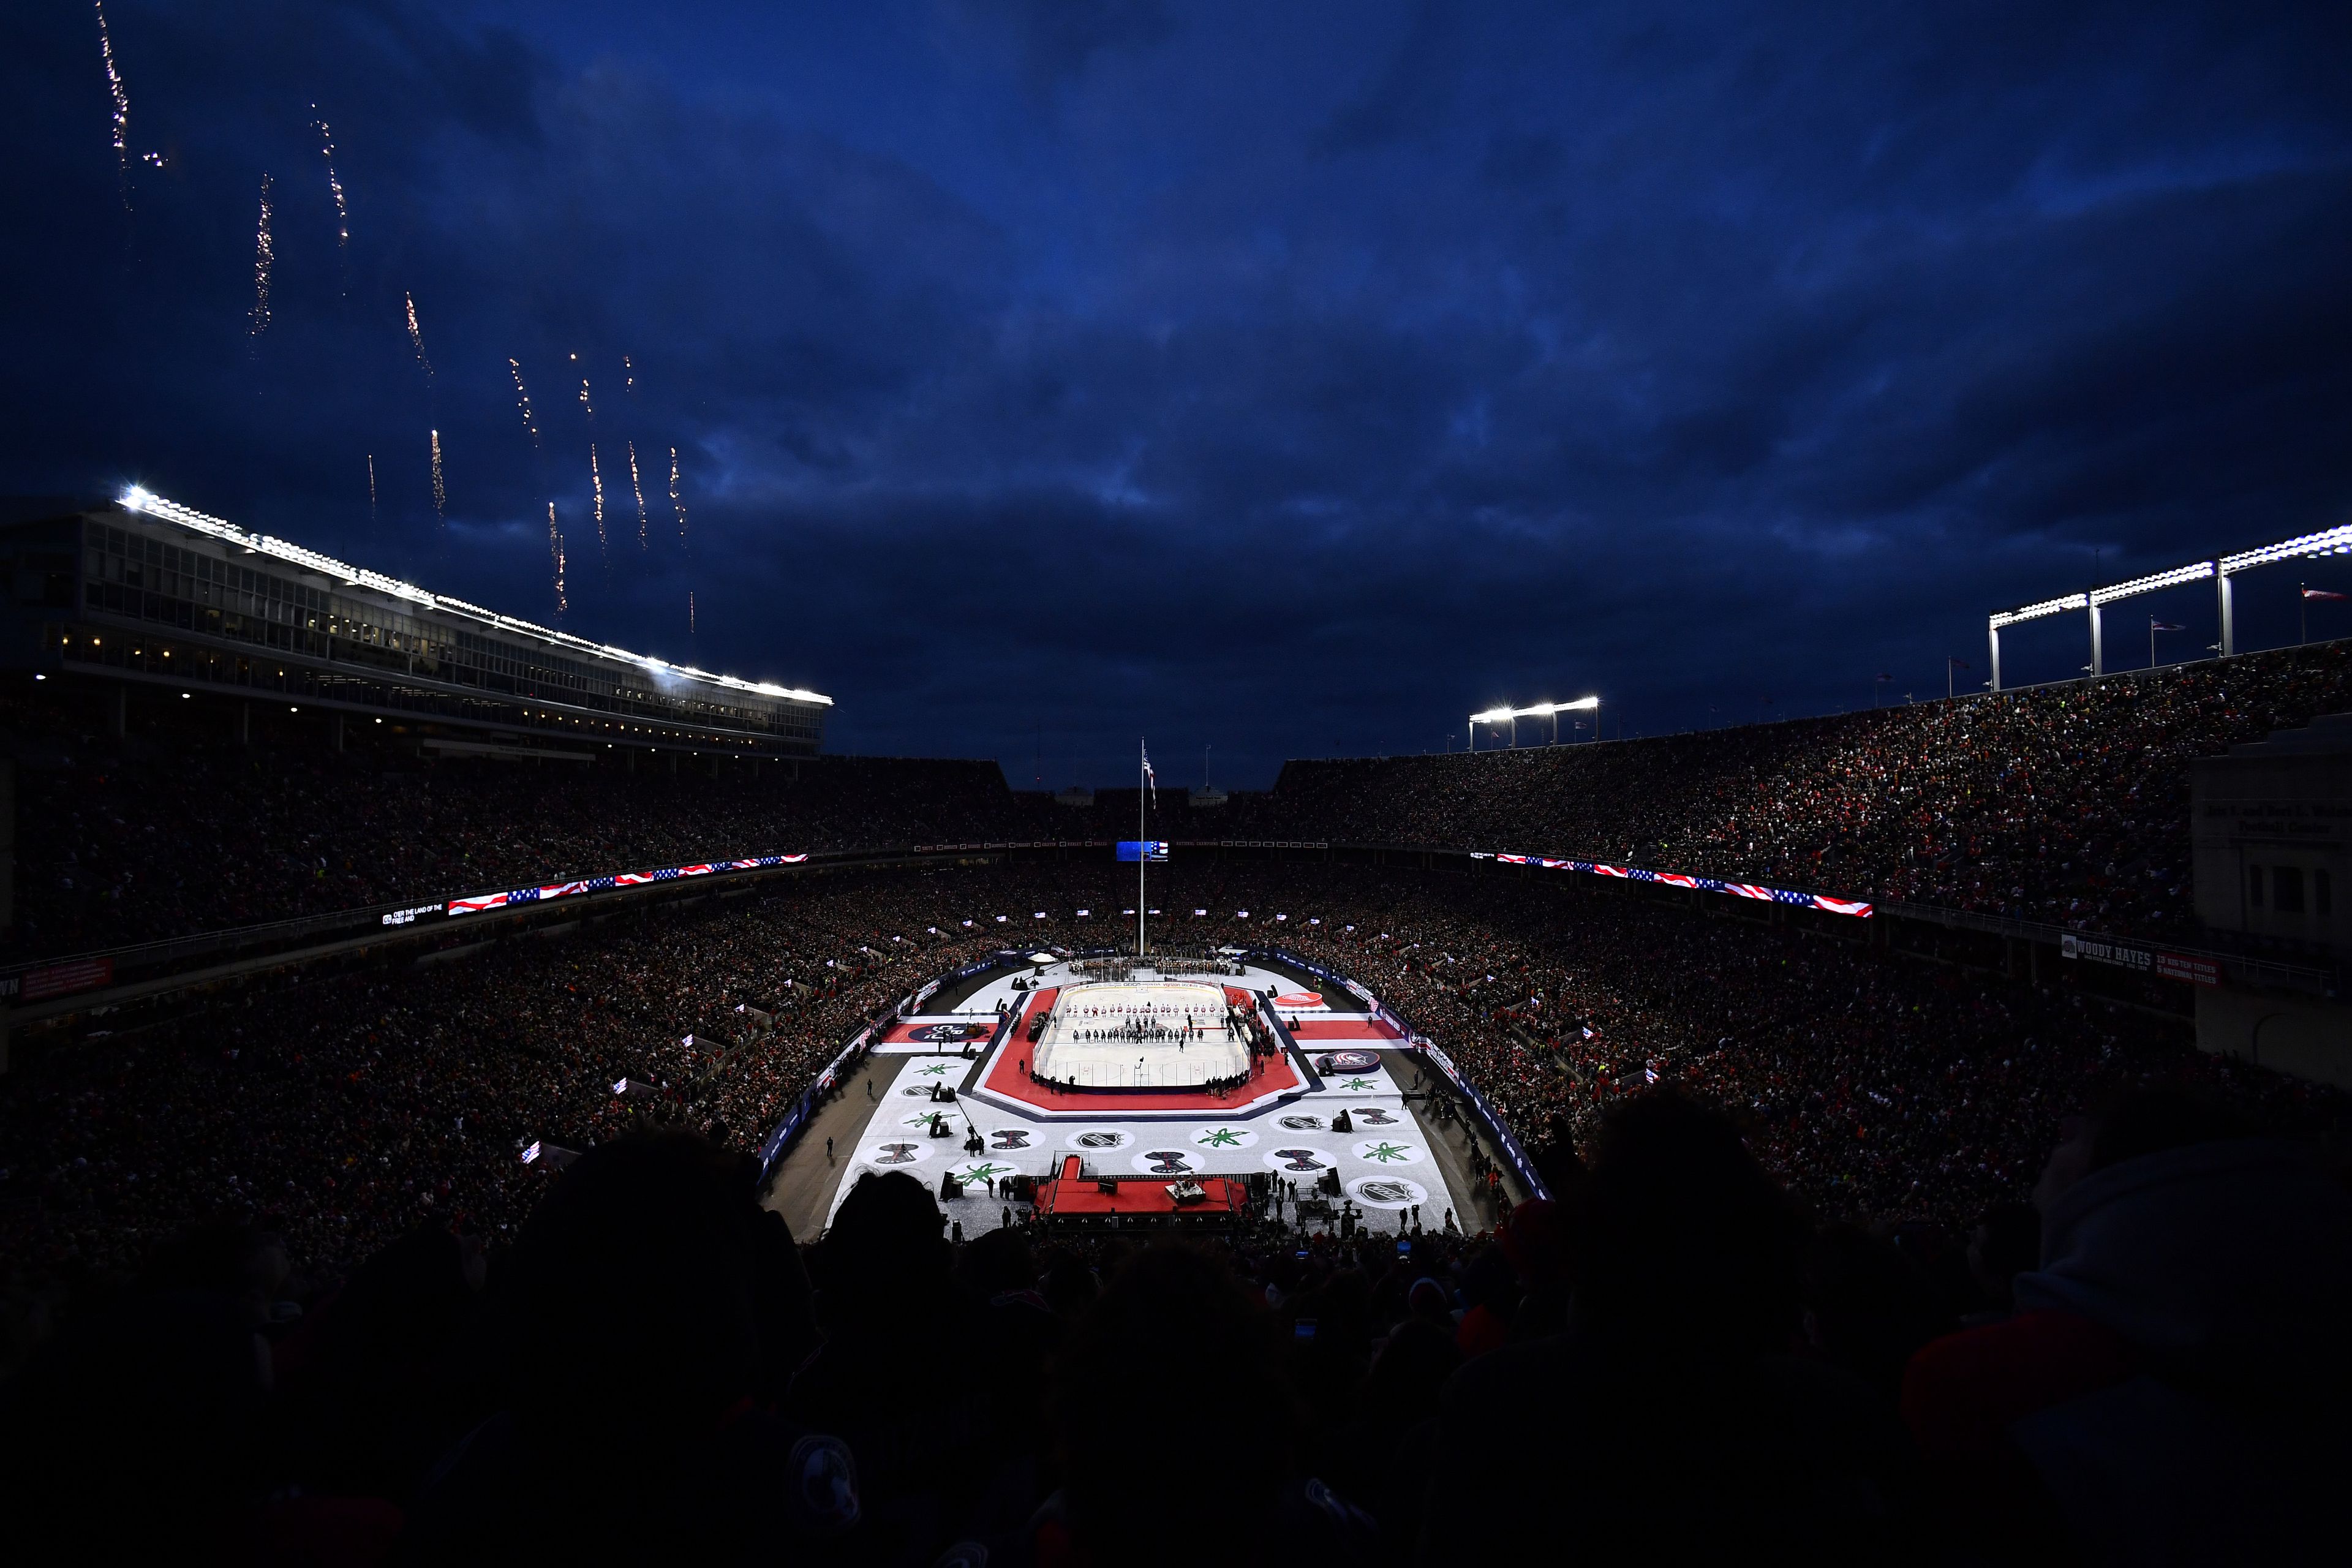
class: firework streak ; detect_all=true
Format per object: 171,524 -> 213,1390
589,443 -> 608,557
249,175 -> 275,335
405,293 -> 434,380
508,359 -> 541,447
429,429 -> 447,522
94,1 -> 131,206
669,447 -> 688,545
548,502 -> 567,616
627,442 -> 649,548
314,110 -> 350,279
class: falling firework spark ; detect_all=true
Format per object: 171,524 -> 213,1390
669,447 -> 689,546
589,442 -> 609,558
249,174 -> 275,336
94,1 -> 130,206
578,377 -> 594,421
548,503 -> 568,617
404,293 -> 434,380
312,109 -> 350,279
627,442 -> 649,548
507,359 -> 541,448
429,429 -> 447,522
624,354 -> 636,393
689,589 -> 696,637
367,454 -> 377,524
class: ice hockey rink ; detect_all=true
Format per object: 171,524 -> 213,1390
1031,978 -> 1249,1087
777,953 -> 1482,1238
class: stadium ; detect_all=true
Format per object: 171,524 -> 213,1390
9,10 -> 2352,1564
4,486 -> 2351,1559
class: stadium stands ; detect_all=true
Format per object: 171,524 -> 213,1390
4,649 -> 2350,1561
1254,640 -> 2352,937
12,641 -> 2351,965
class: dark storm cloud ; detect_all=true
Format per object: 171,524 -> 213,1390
4,1 -> 2351,785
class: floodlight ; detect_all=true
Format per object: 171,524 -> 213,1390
1988,592 -> 2089,630
2089,560 -> 2214,605
2220,522 -> 2352,574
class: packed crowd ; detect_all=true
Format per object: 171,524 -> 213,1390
10,859 -> 2339,1298
1257,641 -> 2352,937
2,856 -> 2348,1559
0,870 -> 1012,1283
1,681 -> 1035,956
16,641 -> 2350,963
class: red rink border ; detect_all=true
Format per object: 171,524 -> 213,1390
968,986 -> 1308,1117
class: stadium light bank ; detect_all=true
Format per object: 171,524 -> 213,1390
1986,521 -> 2352,690
116,486 -> 831,707
1468,696 -> 1599,750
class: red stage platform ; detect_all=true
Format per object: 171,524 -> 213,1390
1033,1155 -> 1249,1231
981,987 -> 1304,1112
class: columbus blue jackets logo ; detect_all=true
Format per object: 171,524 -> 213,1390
1314,1050 -> 1381,1074
989,1129 -> 1031,1150
1272,1148 -> 1327,1170
909,1022 -> 990,1043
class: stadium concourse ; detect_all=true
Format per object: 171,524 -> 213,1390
4,652 -> 2352,1559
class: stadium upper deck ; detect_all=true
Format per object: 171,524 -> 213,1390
0,492 -> 830,756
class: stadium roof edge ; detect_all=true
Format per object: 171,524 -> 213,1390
111,488 -> 831,706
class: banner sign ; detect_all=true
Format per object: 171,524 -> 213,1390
2060,932 -> 2154,974
1483,851 -> 1873,918
16,957 -> 116,1001
2060,933 -> 2224,987
447,853 -> 809,916
2155,952 -> 2223,987
1115,840 -> 1170,862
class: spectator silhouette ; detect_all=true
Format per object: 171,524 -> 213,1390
397,1132 -> 856,1562
1904,1088 -> 2352,1563
1039,1242 -> 1376,1567
1420,1091 -> 1920,1563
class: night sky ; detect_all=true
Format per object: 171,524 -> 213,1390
6,2 -> 2351,787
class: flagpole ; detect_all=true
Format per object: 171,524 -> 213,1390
1137,740 -> 1143,960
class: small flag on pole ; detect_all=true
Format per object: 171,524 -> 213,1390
2149,619 -> 2185,631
